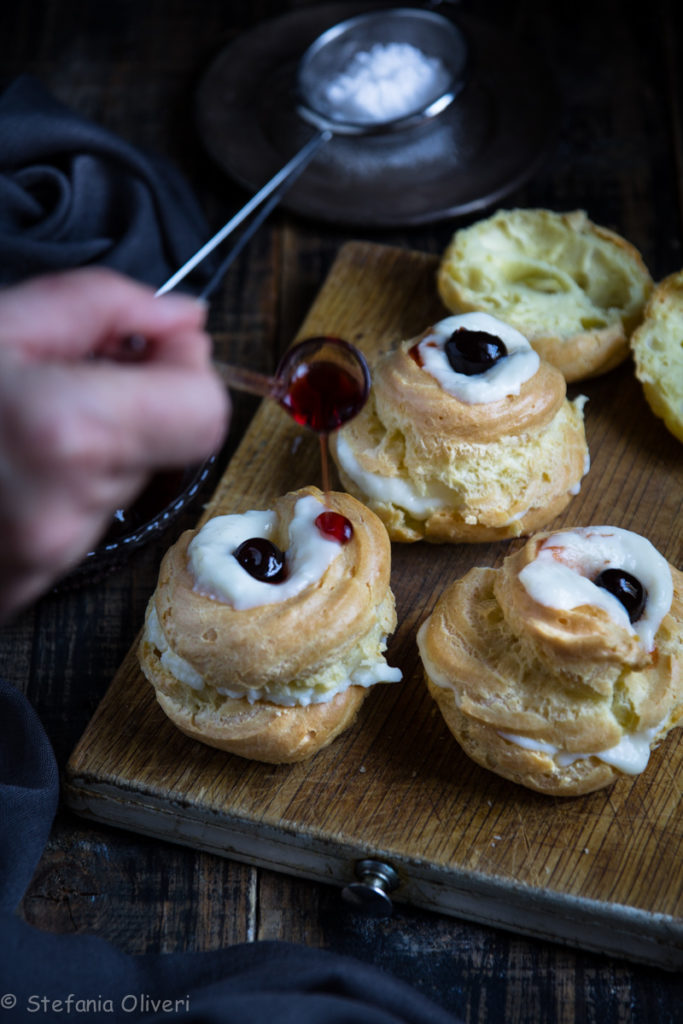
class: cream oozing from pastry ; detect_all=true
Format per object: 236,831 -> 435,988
188,495 -> 341,610
569,448 -> 592,495
335,423 -> 588,524
417,312 -> 540,403
417,617 -> 669,776
498,717 -> 669,775
517,526 -> 673,651
146,604 -> 401,706
334,433 -> 453,519
146,604 -> 205,690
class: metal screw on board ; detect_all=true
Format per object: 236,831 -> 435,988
341,859 -> 400,916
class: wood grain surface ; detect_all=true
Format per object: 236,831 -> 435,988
65,240 -> 683,968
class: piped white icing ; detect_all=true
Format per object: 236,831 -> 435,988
188,495 -> 341,610
417,312 -> 540,403
518,526 -> 672,651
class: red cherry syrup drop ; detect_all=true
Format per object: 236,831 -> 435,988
315,511 -> 353,544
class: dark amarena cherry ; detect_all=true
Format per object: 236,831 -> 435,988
445,328 -> 508,376
234,537 -> 287,583
594,567 -> 647,623
315,511 -> 353,544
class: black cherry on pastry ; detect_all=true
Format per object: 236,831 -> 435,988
445,328 -> 508,376
234,538 -> 287,583
594,568 -> 647,623
315,511 -> 353,544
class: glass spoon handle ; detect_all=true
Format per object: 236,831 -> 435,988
212,359 -> 280,399
155,129 -> 332,298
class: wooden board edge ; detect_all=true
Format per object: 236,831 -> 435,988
62,775 -> 683,972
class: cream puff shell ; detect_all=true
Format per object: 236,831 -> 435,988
417,533 -> 683,796
330,334 -> 588,543
437,208 -> 653,382
630,269 -> 683,443
138,487 -> 399,763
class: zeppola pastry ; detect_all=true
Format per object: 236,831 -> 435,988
329,311 -> 589,543
629,268 -> 683,443
437,208 -> 653,382
417,526 -> 683,796
138,486 -> 401,763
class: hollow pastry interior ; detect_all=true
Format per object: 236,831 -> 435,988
138,486 -> 401,763
629,268 -> 683,443
330,313 -> 589,543
417,527 -> 683,796
437,208 -> 653,382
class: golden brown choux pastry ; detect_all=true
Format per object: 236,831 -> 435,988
330,312 -> 589,543
417,526 -> 683,796
138,487 -> 401,763
630,268 -> 683,443
437,208 -> 653,382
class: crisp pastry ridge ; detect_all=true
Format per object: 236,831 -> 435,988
138,486 -> 401,763
437,208 -> 653,382
330,318 -> 589,543
417,527 -> 683,796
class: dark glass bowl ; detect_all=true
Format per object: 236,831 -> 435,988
56,456 -> 216,589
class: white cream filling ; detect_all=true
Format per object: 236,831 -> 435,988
518,526 -> 672,651
146,606 -> 205,691
569,445 -> 591,495
498,717 -> 668,776
215,653 -> 402,707
147,606 -> 401,707
336,423 -> 586,523
188,495 -> 341,610
417,622 -> 668,778
417,313 -> 540,403
335,433 -> 452,518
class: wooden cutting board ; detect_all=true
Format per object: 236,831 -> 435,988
64,241 -> 683,969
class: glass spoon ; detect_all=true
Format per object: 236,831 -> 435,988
155,6 -> 468,298
215,335 -> 371,434
115,332 -> 371,434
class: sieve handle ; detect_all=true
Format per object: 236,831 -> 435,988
155,129 -> 333,298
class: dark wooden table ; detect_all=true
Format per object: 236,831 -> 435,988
1,1 -> 682,1020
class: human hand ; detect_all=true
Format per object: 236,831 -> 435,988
0,267 -> 230,620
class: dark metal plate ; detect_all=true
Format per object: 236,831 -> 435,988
195,3 -> 560,227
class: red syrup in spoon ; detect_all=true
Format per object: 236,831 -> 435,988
280,360 -> 362,497
279,357 -> 367,434
276,337 -> 370,501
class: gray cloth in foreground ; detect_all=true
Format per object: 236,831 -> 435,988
0,678 -> 462,1023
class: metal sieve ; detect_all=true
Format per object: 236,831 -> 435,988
157,7 -> 468,296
